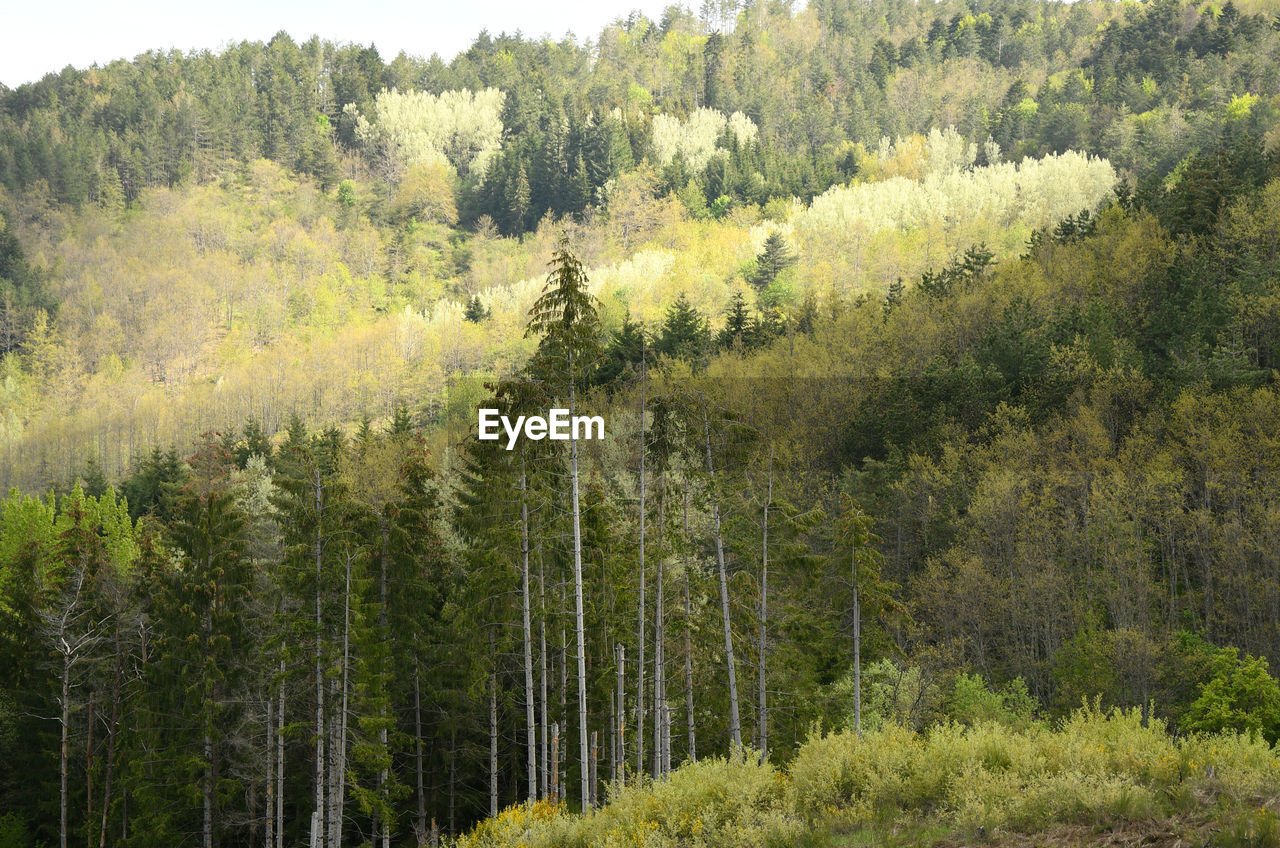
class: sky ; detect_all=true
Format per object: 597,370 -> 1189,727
0,0 -> 679,88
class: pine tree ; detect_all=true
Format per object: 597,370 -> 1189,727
525,237 -> 602,809
655,295 -> 710,363
594,315 -> 646,388
464,295 -> 491,323
716,292 -> 754,351
749,232 -> 796,292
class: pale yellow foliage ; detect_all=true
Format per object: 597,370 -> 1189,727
650,108 -> 759,171
349,87 -> 506,177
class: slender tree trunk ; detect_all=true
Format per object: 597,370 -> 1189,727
682,486 -> 696,763
86,692 -> 93,848
520,465 -> 537,802
569,364 -> 590,808
549,723 -> 560,804
277,661 -> 285,848
589,731 -> 598,806
852,545 -> 862,738
377,523 -> 391,848
202,602 -> 215,848
758,457 -> 772,760
266,695 -> 275,848
489,649 -> 499,818
448,730 -> 456,835
636,348 -> 647,780
99,661 -> 119,848
330,551 -> 353,848
614,643 -> 625,786
653,552 -> 665,777
312,470 -> 326,848
609,685 -> 617,786
414,667 -> 426,843
539,553 -> 549,799
702,401 -> 741,749
60,651 -> 71,848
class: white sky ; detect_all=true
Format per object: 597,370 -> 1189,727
1,0 -> 680,88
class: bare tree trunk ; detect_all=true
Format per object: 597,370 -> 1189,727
520,465 -> 537,802
99,658 -> 120,848
758,456 -> 772,760
448,731 -> 456,835
203,733 -> 214,848
853,546 -> 862,738
312,470 -> 326,848
549,723 -> 560,804
539,554 -> 549,799
60,649 -> 71,848
702,400 -> 741,750
266,695 -> 275,848
569,365 -> 590,809
378,524 -> 391,848
489,649 -> 499,818
203,601 -> 215,848
653,551 -> 665,777
636,348 -> 647,780
415,667 -> 426,842
277,661 -> 285,848
86,692 -> 93,848
46,562 -> 99,848
327,552 -> 352,848
682,487 -> 696,763
614,643 -> 625,786
589,731 -> 598,807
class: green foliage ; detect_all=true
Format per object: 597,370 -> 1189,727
654,294 -> 710,363
1183,648 -> 1280,743
460,708 -> 1280,846
946,673 -> 1039,730
748,232 -> 796,293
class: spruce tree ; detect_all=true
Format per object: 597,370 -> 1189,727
749,232 -> 796,292
655,295 -> 710,363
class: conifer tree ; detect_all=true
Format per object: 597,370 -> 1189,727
526,237 -> 602,808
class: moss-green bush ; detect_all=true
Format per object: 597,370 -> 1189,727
458,707 -> 1280,848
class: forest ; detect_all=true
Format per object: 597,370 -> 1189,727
3,0 -> 1280,845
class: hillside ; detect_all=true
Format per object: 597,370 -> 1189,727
2,1 -> 1280,847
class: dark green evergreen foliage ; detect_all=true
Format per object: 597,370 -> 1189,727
654,294 -> 710,362
918,244 -> 995,299
152,436 -> 252,846
74,455 -> 109,498
6,5 -> 1280,842
748,232 -> 796,293
0,226 -> 55,354
526,237 -> 602,389
714,291 -> 783,352
390,405 -> 414,435
717,291 -> 754,351
464,294 -> 491,323
2,0 -> 1275,233
120,447 -> 186,521
1150,132 -> 1275,239
594,314 -> 647,387
884,278 -> 904,315
233,418 -> 274,467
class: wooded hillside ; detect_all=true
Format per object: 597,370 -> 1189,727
2,0 -> 1280,846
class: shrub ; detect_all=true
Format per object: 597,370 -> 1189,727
1183,648 -> 1280,744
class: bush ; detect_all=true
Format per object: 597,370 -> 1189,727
945,672 -> 1039,730
1183,648 -> 1280,744
462,707 -> 1280,847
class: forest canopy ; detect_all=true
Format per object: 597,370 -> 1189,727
2,0 -> 1280,846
